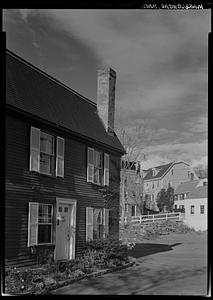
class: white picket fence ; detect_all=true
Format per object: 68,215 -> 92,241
124,212 -> 185,225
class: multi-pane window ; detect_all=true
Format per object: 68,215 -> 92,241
179,194 -> 185,200
179,205 -> 185,212
40,132 -> 55,175
38,204 -> 52,244
86,207 -> 109,241
30,127 -> 64,177
200,205 -> 205,214
28,203 -> 53,246
87,148 -> 109,186
93,208 -> 103,240
190,205 -> 195,214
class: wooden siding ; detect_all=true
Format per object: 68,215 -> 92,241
6,112 -> 121,266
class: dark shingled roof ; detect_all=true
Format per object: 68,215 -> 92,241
143,162 -> 173,181
6,50 -> 125,154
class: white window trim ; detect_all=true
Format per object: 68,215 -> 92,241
87,147 -> 109,186
28,202 -> 53,247
30,126 -> 64,177
86,207 -> 109,241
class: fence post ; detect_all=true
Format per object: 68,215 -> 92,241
166,213 -> 167,221
140,215 -> 142,224
153,215 -> 154,223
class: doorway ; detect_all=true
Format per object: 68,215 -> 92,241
55,198 -> 76,260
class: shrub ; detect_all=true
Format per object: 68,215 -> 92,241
5,238 -> 130,295
84,238 -> 129,267
5,266 -> 45,295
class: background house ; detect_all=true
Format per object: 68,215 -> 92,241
175,181 -> 208,231
173,178 -> 207,212
143,161 -> 198,212
6,50 -> 125,267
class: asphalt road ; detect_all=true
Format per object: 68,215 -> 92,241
50,231 -> 208,295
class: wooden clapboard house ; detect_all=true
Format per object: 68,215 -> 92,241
6,50 -> 125,267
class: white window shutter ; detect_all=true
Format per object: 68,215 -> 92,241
86,207 -> 93,241
28,202 -> 38,247
103,208 -> 109,238
87,148 -> 94,182
56,137 -> 64,177
104,153 -> 109,186
30,127 -> 40,172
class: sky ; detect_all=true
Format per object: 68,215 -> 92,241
3,9 -> 209,169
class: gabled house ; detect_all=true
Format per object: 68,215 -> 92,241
173,178 -> 207,212
6,50 -> 125,267
174,180 -> 208,231
143,161 -> 198,211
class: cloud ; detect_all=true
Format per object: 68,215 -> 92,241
141,139 -> 207,167
6,9 -> 209,169
191,156 -> 207,168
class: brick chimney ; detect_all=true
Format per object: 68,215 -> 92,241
97,67 -> 116,134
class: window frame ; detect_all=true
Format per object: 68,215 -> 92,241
86,207 -> 109,241
190,205 -> 195,215
40,131 -> 55,176
30,126 -> 64,178
28,202 -> 53,247
87,147 -> 109,186
200,205 -> 205,214
131,205 -> 137,217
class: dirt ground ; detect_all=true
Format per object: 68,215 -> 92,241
50,231 -> 208,295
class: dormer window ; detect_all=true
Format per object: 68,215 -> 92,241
152,168 -> 157,176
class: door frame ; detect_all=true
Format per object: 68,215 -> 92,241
55,198 -> 77,260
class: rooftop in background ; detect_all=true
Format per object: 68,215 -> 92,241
174,178 -> 208,195
187,185 -> 207,199
142,161 -> 182,181
6,49 -> 125,154
174,180 -> 200,195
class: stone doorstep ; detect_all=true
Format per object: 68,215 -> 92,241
48,260 -> 136,295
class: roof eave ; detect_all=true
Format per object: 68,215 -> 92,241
6,104 -> 126,156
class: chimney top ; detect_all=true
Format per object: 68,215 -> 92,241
97,66 -> 116,135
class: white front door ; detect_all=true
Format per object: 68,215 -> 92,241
55,199 -> 76,260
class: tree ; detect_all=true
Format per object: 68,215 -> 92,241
157,185 -> 174,213
166,185 -> 174,212
116,122 -> 153,224
193,164 -> 208,179
156,188 -> 167,212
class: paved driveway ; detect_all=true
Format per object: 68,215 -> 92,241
50,231 -> 208,295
